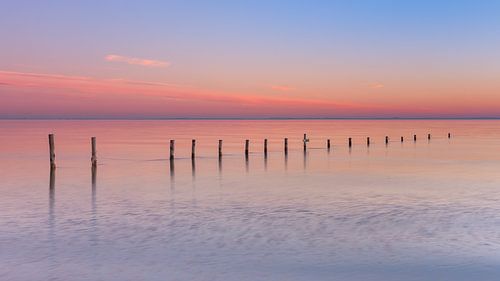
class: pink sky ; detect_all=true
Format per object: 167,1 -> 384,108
2,2 -> 500,118
1,68 -> 499,118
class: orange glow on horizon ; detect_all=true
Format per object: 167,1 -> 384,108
0,70 -> 499,118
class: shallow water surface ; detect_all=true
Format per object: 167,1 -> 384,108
1,120 -> 500,281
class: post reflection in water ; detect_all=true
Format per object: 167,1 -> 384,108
218,156 -> 222,176
303,149 -> 308,171
284,153 -> 288,172
217,156 -> 223,193
47,166 -> 56,280
91,165 -> 97,207
191,157 -> 196,180
191,157 -> 197,206
264,153 -> 268,172
245,155 -> 249,173
49,167 -> 56,222
169,158 -> 175,189
90,164 -> 99,249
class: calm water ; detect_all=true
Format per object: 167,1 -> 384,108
1,120 -> 500,281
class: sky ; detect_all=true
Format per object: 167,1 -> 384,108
1,0 -> 500,118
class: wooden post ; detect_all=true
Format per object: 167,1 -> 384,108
448,133 -> 451,139
169,140 -> 175,160
48,134 -> 56,168
367,137 -> 370,146
191,139 -> 196,159
245,139 -> 249,157
327,139 -> 331,149
401,136 -> 404,142
91,137 -> 97,167
385,136 -> 389,144
428,133 -> 431,140
284,138 -> 288,154
303,133 -> 307,151
218,140 -> 223,157
413,134 -> 417,142
264,139 -> 268,156
348,137 -> 352,147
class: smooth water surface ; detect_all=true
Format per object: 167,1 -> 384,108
1,120 -> 500,281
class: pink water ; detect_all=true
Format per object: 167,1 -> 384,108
1,120 -> 500,281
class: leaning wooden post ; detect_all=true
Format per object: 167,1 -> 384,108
428,133 -> 431,140
264,139 -> 268,156
348,137 -> 352,147
413,134 -> 417,142
327,139 -> 331,149
385,136 -> 389,144
245,139 -> 249,157
169,140 -> 175,160
284,138 -> 288,154
218,140 -> 223,158
191,139 -> 196,159
91,137 -> 97,167
367,137 -> 370,146
48,134 -> 56,168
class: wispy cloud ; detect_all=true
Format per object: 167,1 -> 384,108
370,83 -> 384,89
0,70 -> 385,118
271,85 -> 295,92
105,54 -> 170,68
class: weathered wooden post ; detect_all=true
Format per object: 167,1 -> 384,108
48,134 -> 56,168
169,140 -> 175,160
245,139 -> 249,157
327,139 -> 331,149
401,136 -> 404,142
348,137 -> 352,147
448,133 -> 451,139
413,134 -> 417,142
264,139 -> 268,156
367,137 -> 370,146
385,136 -> 389,144
284,138 -> 288,154
218,140 -> 223,158
191,139 -> 196,159
91,137 -> 97,167
428,133 -> 431,140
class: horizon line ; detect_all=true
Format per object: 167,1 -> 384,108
1,117 -> 500,121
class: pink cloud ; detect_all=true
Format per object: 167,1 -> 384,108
370,83 -> 385,89
0,70 -> 386,118
105,54 -> 170,68
2,71 -> 500,118
271,85 -> 295,92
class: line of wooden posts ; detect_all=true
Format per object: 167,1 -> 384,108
47,132 -> 452,168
